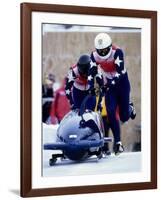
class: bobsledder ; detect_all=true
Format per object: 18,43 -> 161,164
44,95 -> 113,166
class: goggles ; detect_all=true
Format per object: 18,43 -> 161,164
96,45 -> 112,57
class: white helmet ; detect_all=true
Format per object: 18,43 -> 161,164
94,33 -> 112,59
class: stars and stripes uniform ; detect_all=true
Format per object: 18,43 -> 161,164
91,45 -> 126,87
65,62 -> 103,110
91,45 -> 132,144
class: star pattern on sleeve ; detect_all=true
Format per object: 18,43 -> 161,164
121,68 -> 127,74
96,73 -> 102,79
115,72 -> 120,78
65,89 -> 71,95
67,70 -> 74,82
115,56 -> 123,67
88,75 -> 93,81
95,67 -> 102,79
90,60 -> 97,68
111,80 -> 115,85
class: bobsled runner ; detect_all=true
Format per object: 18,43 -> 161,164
44,95 -> 112,166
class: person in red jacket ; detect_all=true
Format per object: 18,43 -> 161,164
50,79 -> 70,124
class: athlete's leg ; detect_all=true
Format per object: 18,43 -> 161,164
118,73 -> 134,123
105,88 -> 121,144
102,116 -> 110,137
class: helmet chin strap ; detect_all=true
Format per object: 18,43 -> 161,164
96,46 -> 112,60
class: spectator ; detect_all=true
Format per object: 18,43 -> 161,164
50,79 -> 70,124
48,73 -> 60,92
42,78 -> 54,98
42,75 -> 54,123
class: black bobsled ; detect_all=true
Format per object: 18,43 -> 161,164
44,95 -> 112,166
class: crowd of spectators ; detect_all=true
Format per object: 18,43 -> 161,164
42,73 -> 70,124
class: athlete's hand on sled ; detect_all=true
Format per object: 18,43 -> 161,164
100,85 -> 109,94
100,86 -> 108,95
97,103 -> 102,112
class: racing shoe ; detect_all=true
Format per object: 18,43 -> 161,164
114,141 -> 124,155
102,144 -> 111,156
129,102 -> 136,120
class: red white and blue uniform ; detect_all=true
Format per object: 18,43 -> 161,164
69,64 -> 90,91
91,45 -> 127,85
65,63 -> 103,110
91,45 -> 132,144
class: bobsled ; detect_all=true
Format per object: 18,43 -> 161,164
44,96 -> 112,166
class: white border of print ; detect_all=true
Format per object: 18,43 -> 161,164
32,12 -> 151,189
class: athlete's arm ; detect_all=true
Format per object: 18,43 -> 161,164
108,48 -> 126,87
65,68 -> 76,105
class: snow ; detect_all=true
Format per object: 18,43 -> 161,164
43,124 -> 141,177
43,123 -> 59,144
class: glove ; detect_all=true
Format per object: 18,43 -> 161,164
100,85 -> 109,94
97,103 -> 102,112
88,64 -> 98,76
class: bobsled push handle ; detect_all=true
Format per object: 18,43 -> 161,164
79,94 -> 91,116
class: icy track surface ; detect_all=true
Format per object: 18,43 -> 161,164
43,124 -> 141,177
